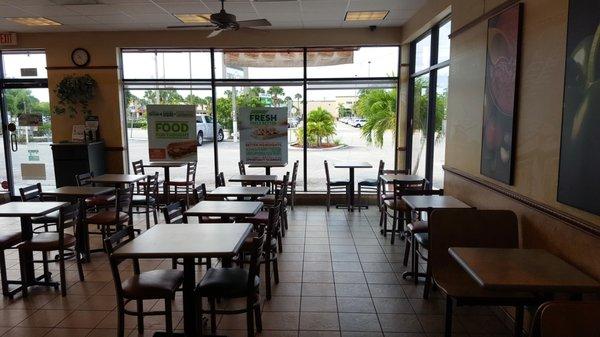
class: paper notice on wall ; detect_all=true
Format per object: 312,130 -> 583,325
21,163 -> 46,180
147,105 -> 197,162
238,107 -> 288,166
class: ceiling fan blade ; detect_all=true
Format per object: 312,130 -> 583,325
238,27 -> 269,34
237,19 -> 271,27
207,29 -> 223,38
167,24 -> 215,29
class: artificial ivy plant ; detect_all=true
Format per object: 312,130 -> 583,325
53,74 -> 97,117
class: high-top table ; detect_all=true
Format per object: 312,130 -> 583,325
113,223 -> 253,337
208,186 -> 269,201
449,248 -> 600,295
185,200 -> 263,222
90,173 -> 146,188
44,186 -> 115,261
0,201 -> 67,296
248,163 -> 285,175
334,162 -> 373,211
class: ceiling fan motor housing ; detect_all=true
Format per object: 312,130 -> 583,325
211,10 -> 239,30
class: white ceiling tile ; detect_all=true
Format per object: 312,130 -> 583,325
87,13 -> 134,24
66,4 -> 126,15
157,2 -> 211,13
2,0 -> 56,5
114,3 -> 167,15
130,14 -> 180,24
19,5 -> 79,16
349,0 -> 425,11
253,1 -> 300,14
0,5 -> 33,16
47,15 -> 94,24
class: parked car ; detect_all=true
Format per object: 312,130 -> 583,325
352,118 -> 366,128
196,114 -> 224,146
288,116 -> 301,128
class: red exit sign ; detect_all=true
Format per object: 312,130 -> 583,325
0,32 -> 17,46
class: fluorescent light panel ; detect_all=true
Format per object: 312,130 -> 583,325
6,17 -> 62,26
344,11 -> 389,21
174,14 -> 211,24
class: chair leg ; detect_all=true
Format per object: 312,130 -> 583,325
514,305 -> 524,337
423,257 -> 431,299
18,249 -> 28,297
136,300 -> 144,334
165,299 -> 173,334
254,301 -> 262,332
265,256 -> 272,300
42,251 -> 51,283
412,237 -> 419,285
152,207 -> 158,225
357,185 -> 362,212
390,210 -> 397,245
209,297 -> 217,334
290,189 -> 295,210
0,251 -> 9,297
444,296 -> 453,337
382,207 -> 388,237
172,258 -> 178,269
403,235 -> 411,267
117,303 -> 126,337
246,300 -> 255,337
75,249 -> 85,282
145,207 -> 150,230
326,188 -> 331,211
59,249 -> 67,296
273,257 -> 279,284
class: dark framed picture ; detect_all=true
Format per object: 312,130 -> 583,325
480,3 -> 523,184
557,1 -> 600,215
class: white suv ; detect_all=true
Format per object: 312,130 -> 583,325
196,114 -> 224,146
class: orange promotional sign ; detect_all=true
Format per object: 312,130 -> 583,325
0,32 -> 17,46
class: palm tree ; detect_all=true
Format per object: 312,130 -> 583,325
356,89 -> 397,147
267,86 -> 285,107
307,107 -> 336,147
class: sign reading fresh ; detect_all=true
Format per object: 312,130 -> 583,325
239,107 -> 288,165
147,105 -> 197,162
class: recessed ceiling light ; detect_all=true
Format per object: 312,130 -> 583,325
344,11 -> 389,21
174,14 -> 211,24
6,17 -> 62,26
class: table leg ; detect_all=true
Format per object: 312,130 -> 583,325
265,167 -> 271,175
349,168 -> 355,212
182,257 -> 197,336
19,217 -> 36,283
76,199 -> 91,262
164,168 -> 171,203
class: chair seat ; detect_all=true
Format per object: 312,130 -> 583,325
122,269 -> 184,300
87,211 -> 129,225
413,232 -> 428,247
384,199 -> 410,211
19,233 -> 76,251
245,211 -> 269,224
31,210 -> 59,224
85,195 -> 115,207
257,195 -> 288,205
196,267 -> 259,298
0,232 -> 22,250
408,220 -> 428,233
379,193 -> 394,201
358,178 -> 378,186
131,195 -> 156,205
329,180 -> 349,187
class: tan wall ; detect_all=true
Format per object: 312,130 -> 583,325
2,27 -> 402,173
403,0 -> 600,279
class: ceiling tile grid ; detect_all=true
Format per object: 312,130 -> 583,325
0,0 -> 425,32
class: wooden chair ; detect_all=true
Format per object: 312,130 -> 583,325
86,187 -> 134,252
216,172 -> 226,187
132,160 -> 145,175
19,203 -> 84,297
191,183 -> 208,204
288,160 -> 299,210
529,301 -> 600,337
238,161 -> 246,175
132,160 -> 163,195
382,178 -> 427,244
19,183 -> 58,233
75,172 -> 115,208
258,172 -> 289,239
164,161 -> 197,205
105,227 -> 184,337
428,209 -> 536,337
131,172 -> 159,229
377,168 -> 409,225
196,233 -> 265,337
357,160 -> 384,211
0,231 -> 22,298
324,160 -> 350,211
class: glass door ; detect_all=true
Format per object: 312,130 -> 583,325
0,51 -> 51,195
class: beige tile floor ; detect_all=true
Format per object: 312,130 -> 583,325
0,206 -> 512,337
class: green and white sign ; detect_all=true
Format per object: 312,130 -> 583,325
239,107 -> 288,165
147,105 -> 197,162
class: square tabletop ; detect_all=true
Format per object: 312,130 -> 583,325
402,195 -> 471,211
334,162 -> 373,169
112,223 -> 253,258
449,247 -> 600,293
90,174 -> 146,184
208,186 -> 270,198
0,201 -> 67,217
229,174 -> 278,183
185,200 -> 263,217
248,164 -> 286,168
44,186 -> 115,197
143,161 -> 186,168
381,174 -> 425,183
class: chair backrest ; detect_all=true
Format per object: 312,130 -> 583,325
429,209 -> 519,281
186,162 -> 197,183
132,160 -> 145,175
324,160 -> 332,184
19,183 -> 43,202
104,226 -> 139,301
246,232 -> 266,291
163,200 -> 186,224
76,172 -> 94,186
191,183 -> 207,205
290,161 -> 299,186
391,179 -> 427,204
115,187 -> 133,222
376,160 -> 385,177
529,301 -> 600,337
216,172 -> 226,187
140,172 -> 159,200
238,161 -> 246,175
58,203 -> 79,246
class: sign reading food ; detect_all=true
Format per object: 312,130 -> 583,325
147,105 -> 197,162
239,107 -> 288,165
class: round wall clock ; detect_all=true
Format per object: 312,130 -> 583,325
71,48 -> 90,67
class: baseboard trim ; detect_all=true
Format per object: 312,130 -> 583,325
443,166 -> 600,238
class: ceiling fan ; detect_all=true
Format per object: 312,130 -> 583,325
167,0 -> 271,38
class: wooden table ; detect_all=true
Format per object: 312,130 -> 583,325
185,200 -> 263,222
449,247 -> 600,294
248,163 -> 285,175
0,201 -> 67,296
44,186 -> 115,261
401,195 -> 471,283
90,174 -> 146,187
334,162 -> 373,211
208,186 -> 269,200
381,174 -> 424,184
113,223 -> 253,337
229,174 -> 277,185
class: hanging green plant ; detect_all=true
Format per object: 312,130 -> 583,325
53,74 -> 97,118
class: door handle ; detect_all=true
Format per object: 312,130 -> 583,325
8,123 -> 17,152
